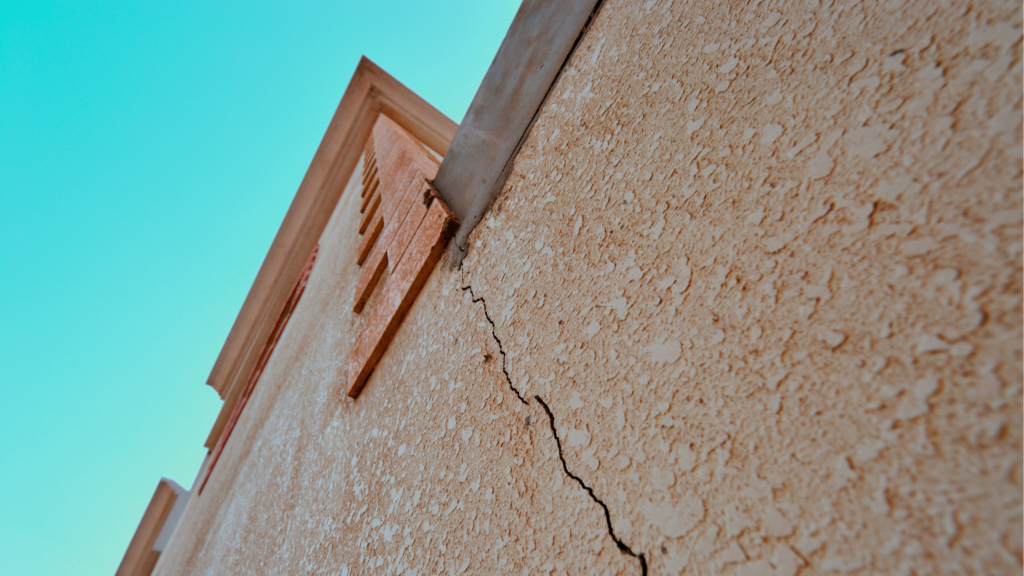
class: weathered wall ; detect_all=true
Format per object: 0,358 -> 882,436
460,0 -> 1022,574
155,1 -> 1021,575
152,156 -> 638,575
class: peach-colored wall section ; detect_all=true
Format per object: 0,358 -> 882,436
153,156 -> 639,574
462,0 -> 1022,573
154,1 -> 1021,574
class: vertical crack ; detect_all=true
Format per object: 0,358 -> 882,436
461,281 -> 647,575
460,284 -> 527,405
535,397 -> 648,575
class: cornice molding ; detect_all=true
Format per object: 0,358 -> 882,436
116,479 -> 187,576
203,57 -> 456,448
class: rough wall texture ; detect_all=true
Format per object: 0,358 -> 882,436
152,157 -> 636,575
461,0 -> 1022,574
155,0 -> 1021,575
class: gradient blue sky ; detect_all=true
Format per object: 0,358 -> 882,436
0,1 -> 519,574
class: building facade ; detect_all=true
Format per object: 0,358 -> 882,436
119,1 -> 1022,574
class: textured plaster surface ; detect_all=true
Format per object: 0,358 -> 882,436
153,157 -> 634,575
155,1 -> 1021,575
460,0 -> 1022,574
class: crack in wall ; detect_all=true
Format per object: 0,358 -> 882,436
460,281 -> 647,575
535,396 -> 648,575
460,284 -> 528,405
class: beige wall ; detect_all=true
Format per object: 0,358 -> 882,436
461,0 -> 1022,573
152,155 -> 639,574
155,1 -> 1021,574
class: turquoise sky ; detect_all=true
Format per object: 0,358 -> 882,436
0,1 -> 519,574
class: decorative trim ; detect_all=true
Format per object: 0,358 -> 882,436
115,479 -> 187,576
346,115 -> 458,398
203,58 -> 456,449
433,0 -> 602,256
199,245 -> 318,493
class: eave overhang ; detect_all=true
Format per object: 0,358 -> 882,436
204,57 -> 456,448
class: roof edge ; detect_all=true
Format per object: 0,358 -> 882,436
206,57 -> 457,401
115,479 -> 180,576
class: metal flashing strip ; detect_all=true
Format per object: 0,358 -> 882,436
433,0 -> 603,258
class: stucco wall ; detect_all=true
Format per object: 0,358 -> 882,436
155,0 -> 1021,575
152,156 -> 638,575
460,0 -> 1022,574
